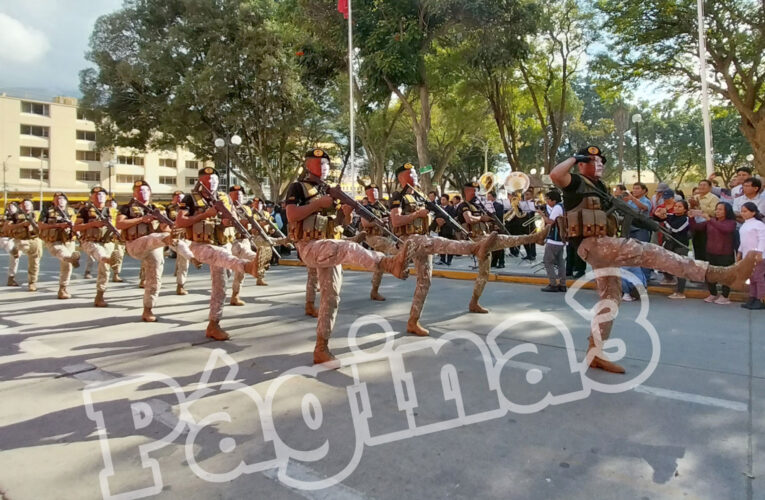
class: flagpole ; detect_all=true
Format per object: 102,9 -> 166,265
347,0 -> 355,195
697,0 -> 714,177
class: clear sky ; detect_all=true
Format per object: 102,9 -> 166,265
0,0 -> 123,99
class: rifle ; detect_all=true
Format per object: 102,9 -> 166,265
23,210 -> 40,234
130,198 -> 175,227
192,182 -> 258,246
474,196 -> 511,235
251,205 -> 293,249
407,184 -> 472,240
583,179 -> 690,251
86,202 -> 124,241
233,200 -> 281,259
54,206 -> 75,229
319,180 -> 403,245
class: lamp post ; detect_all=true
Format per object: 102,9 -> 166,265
214,134 -> 242,190
746,154 -> 754,164
3,155 -> 10,209
39,152 -> 47,211
632,113 -> 643,183
107,160 -> 115,194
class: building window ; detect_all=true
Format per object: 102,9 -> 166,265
116,174 -> 144,184
76,171 -> 101,182
186,177 -> 198,187
21,101 -> 49,116
117,155 -> 144,166
20,168 -> 49,180
159,158 -> 177,168
159,176 -> 177,185
20,146 -> 49,159
20,124 -> 50,137
76,150 -> 101,161
76,130 -> 97,141
185,160 -> 199,170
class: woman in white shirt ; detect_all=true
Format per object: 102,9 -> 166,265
738,202 -> 765,310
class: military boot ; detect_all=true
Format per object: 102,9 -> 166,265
586,336 -> 625,374
112,273 -> 124,283
313,335 -> 338,366
468,291 -> 488,313
256,277 -> 268,286
7,276 -> 19,287
378,240 -> 410,280
230,293 -> 245,306
176,284 -> 188,295
305,302 -> 319,318
94,291 -> 108,307
406,319 -> 429,337
370,289 -> 386,301
57,286 -> 71,299
68,251 -> 81,268
705,252 -> 761,291
205,320 -> 230,341
28,283 -> 37,292
142,308 -> 157,322
244,259 -> 260,279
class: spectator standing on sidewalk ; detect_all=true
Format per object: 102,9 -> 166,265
690,202 -> 738,304
654,198 -> 692,299
540,191 -> 566,292
738,202 -> 765,310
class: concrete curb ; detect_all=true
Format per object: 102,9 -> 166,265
277,259 -> 750,302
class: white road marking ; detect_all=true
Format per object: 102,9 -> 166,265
634,385 -> 747,412
263,462 -> 368,500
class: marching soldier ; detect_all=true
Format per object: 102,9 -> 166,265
361,183 -> 398,301
550,146 -> 761,373
73,187 -> 120,306
1,203 -> 20,287
285,149 -> 411,365
175,167 -> 260,341
249,197 -> 289,285
37,192 -> 81,298
457,182 -> 547,313
389,164 -> 497,335
228,185 -> 259,306
165,190 -> 196,295
116,180 -> 179,322
6,199 -> 43,291
108,198 -> 126,283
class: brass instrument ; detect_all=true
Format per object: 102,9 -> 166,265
502,171 -> 530,222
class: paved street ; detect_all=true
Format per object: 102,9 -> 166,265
0,252 -> 763,500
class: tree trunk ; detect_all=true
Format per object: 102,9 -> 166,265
738,116 -> 765,177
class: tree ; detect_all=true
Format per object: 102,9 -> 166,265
597,0 -> 765,176
80,0 -> 318,200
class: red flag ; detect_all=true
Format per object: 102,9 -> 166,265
337,0 -> 349,19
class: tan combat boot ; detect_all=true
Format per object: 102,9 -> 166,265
407,319 -> 429,337
28,283 -> 37,292
7,276 -> 19,287
244,259 -> 260,279
176,284 -> 188,295
68,251 -> 81,268
473,232 -> 499,261
370,290 -> 386,301
138,279 -> 145,289
112,273 -> 124,283
706,252 -> 761,291
57,286 -> 71,299
206,320 -> 230,341
230,293 -> 245,306
191,258 -> 203,269
305,302 -> 319,317
586,336 -> 625,374
378,240 -> 410,280
313,335 -> 338,366
256,277 -> 268,286
94,291 -> 108,307
468,291 -> 488,313
142,308 -> 157,322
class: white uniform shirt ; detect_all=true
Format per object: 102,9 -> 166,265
739,218 -> 765,258
545,204 -> 565,246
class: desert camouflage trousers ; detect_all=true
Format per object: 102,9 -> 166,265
81,241 -> 115,292
189,241 -> 251,322
127,233 -> 173,309
366,235 -> 399,294
14,238 -> 43,285
472,232 -> 540,304
111,241 -> 125,274
1,237 -> 19,278
577,236 -> 710,344
253,236 -> 273,280
232,238 -> 258,295
403,234 -> 477,323
45,241 -> 76,287
172,239 -> 190,286
297,239 -> 385,340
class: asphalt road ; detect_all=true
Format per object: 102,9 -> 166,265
0,252 -> 763,500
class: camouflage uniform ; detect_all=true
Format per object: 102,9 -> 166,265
39,205 -> 79,291
230,203 -> 259,299
165,201 -> 191,288
10,209 -> 43,288
0,214 -> 20,283
78,204 -> 120,294
363,199 -> 399,299
111,241 -> 125,276
456,196 -> 546,311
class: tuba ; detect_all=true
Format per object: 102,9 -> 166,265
503,171 -> 530,222
477,172 -> 496,197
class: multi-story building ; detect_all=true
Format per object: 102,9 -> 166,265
0,93 -> 212,205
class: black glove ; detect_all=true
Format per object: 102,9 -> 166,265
573,154 -> 591,163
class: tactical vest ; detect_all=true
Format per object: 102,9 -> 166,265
233,205 -> 253,240
392,190 -> 430,237
122,201 -> 162,242
81,206 -> 119,243
564,177 -> 617,240
166,203 -> 185,222
365,201 -> 389,237
41,207 -> 76,243
461,200 -> 490,239
0,215 -> 8,238
11,211 -> 39,240
288,182 -> 342,242
188,192 -> 235,245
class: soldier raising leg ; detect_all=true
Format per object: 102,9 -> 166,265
38,193 -> 81,299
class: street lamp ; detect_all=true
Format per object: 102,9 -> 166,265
3,155 -> 10,209
746,154 -> 754,163
107,159 -> 115,195
39,152 -> 47,211
214,134 -> 242,189
632,113 -> 643,183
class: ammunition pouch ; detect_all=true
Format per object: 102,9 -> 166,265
393,214 -> 430,237
290,213 -> 341,242
82,227 -> 112,243
190,219 -> 235,245
566,196 -> 616,239
41,227 -> 71,244
123,221 -> 159,242
467,221 -> 489,239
